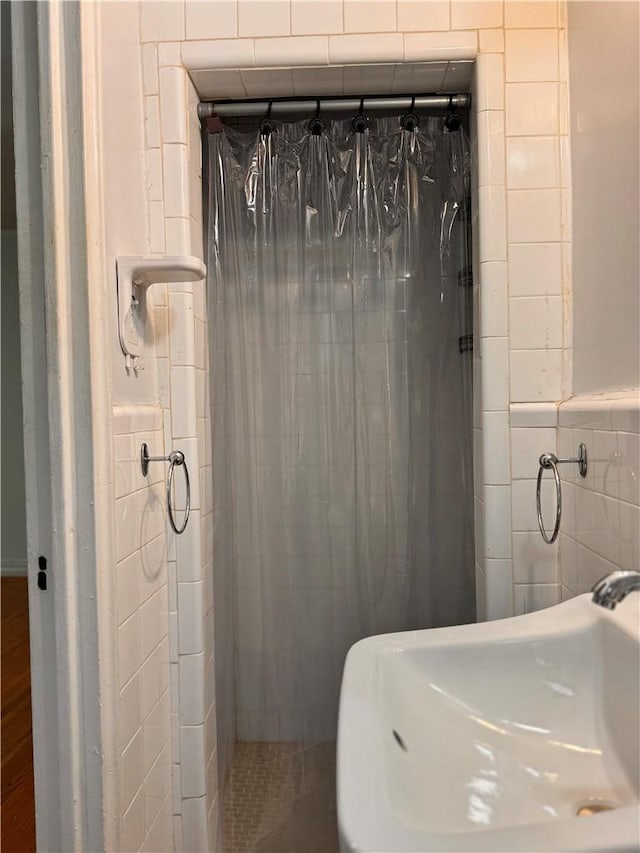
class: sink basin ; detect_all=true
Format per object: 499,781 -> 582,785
337,594 -> 640,852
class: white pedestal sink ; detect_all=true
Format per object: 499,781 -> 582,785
337,594 -> 640,852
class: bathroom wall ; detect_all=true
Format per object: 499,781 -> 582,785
101,1 -> 158,406
1,230 -> 28,575
139,55 -> 217,850
98,5 -> 173,850
554,2 -> 640,603
136,0 -> 571,625
132,12 -> 574,824
1,7 -> 27,576
71,3 -> 639,843
567,1 -> 640,395
99,1 -> 577,847
506,1 -> 640,613
508,401 -> 561,614
113,406 -> 173,853
558,396 -> 639,599
98,2 -> 215,849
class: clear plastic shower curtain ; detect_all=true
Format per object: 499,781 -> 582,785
207,115 -> 474,782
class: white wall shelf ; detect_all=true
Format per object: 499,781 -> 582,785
116,255 -> 206,369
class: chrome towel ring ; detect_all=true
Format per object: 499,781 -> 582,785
536,443 -> 588,544
140,442 -> 191,535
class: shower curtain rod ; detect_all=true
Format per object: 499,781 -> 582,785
197,93 -> 470,120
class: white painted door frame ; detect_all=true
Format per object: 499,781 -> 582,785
12,2 -> 117,850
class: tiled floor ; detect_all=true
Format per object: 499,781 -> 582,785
221,741 -> 339,853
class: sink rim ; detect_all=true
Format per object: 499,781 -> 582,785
337,593 -> 640,853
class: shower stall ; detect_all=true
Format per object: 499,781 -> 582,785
205,99 -> 474,849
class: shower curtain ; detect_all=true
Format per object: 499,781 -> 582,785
207,115 -> 474,781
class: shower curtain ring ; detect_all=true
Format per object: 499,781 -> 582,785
401,95 -> 419,132
261,100 -> 275,136
352,97 -> 368,134
309,99 -> 325,135
445,95 -> 461,132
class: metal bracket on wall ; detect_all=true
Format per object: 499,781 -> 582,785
116,255 -> 206,372
458,334 -> 473,353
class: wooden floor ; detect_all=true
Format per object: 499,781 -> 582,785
1,577 -> 36,853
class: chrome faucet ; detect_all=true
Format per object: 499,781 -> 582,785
591,570 -> 640,609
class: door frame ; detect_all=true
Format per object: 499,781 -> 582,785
11,2 -> 116,849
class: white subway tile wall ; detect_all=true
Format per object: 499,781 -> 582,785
403,29 -> 478,60
451,0 -> 503,30
329,32 -> 404,63
479,261 -> 508,337
476,110 -> 505,187
397,0 -> 450,32
344,0 -> 397,33
141,1 -> 186,42
478,185 -> 507,261
509,395 -> 640,613
475,51 -> 504,110
482,411 -> 511,484
254,34 -> 329,65
508,401 -> 558,610
506,136 -> 560,189
484,557 -> 514,619
508,242 -> 562,296
505,81 -> 559,135
557,396 -> 640,602
125,38 -> 215,847
186,0 -> 237,39
505,28 -> 558,81
121,2 -> 577,845
159,42 -> 184,67
238,0 -> 291,37
291,0 -> 344,35
114,407 -> 173,853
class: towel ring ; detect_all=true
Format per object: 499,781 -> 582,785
536,443 -> 587,545
140,442 -> 191,535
